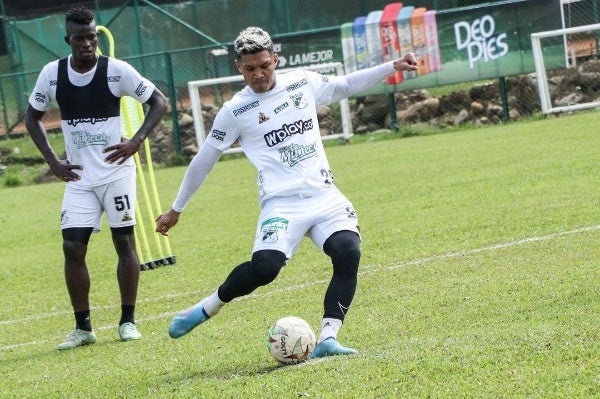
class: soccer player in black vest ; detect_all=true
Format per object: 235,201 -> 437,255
25,6 -> 167,350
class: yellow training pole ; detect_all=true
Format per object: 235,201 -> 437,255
95,26 -> 153,268
120,85 -> 174,267
96,25 -> 175,269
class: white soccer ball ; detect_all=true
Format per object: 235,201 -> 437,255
267,316 -> 316,364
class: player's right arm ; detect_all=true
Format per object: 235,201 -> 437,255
155,142 -> 223,236
24,105 -> 53,164
25,105 -> 82,182
25,65 -> 83,182
156,103 -> 239,236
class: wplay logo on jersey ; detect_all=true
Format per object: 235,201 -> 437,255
264,118 -> 314,147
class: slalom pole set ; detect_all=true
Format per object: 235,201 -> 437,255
97,26 -> 176,270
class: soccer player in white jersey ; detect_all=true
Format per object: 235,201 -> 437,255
25,6 -> 167,350
156,26 -> 417,358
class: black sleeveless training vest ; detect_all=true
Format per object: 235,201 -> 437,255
56,55 -> 120,121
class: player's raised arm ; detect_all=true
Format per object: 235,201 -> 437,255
329,53 -> 419,102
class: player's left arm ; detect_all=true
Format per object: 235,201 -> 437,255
104,88 -> 167,164
328,53 -> 419,102
104,61 -> 168,164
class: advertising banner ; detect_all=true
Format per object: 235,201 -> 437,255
269,0 -> 563,94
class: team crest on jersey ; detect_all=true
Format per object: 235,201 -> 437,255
122,212 -> 132,222
260,217 -> 289,243
258,112 -> 270,124
290,92 -> 308,109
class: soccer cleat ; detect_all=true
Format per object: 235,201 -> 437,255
56,329 -> 97,350
310,337 -> 358,359
168,300 -> 211,338
119,322 -> 142,341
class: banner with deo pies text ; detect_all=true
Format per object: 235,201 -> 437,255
267,0 -> 563,94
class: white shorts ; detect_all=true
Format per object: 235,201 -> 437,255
60,173 -> 137,232
252,187 -> 360,259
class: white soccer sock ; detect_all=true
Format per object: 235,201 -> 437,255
317,317 -> 343,344
201,290 -> 226,317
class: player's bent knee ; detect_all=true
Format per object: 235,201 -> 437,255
324,231 -> 361,259
337,245 -> 361,276
251,250 -> 286,286
324,230 -> 361,274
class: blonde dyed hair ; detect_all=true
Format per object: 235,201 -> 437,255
234,26 -> 273,58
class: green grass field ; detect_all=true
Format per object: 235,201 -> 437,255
1,112 -> 599,398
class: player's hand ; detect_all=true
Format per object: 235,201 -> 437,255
49,159 -> 82,182
393,53 -> 419,72
156,209 -> 181,236
103,138 -> 141,165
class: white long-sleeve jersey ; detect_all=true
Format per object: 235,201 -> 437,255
172,61 -> 397,211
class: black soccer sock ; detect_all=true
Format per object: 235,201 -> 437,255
74,310 -> 92,332
119,305 -> 135,325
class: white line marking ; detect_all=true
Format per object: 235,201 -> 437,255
2,225 -> 598,352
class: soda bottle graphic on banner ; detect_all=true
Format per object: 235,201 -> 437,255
342,3 -> 441,78
410,7 -> 429,75
424,10 -> 441,72
396,5 -> 416,80
365,10 -> 383,67
380,2 -> 404,84
352,16 -> 370,70
341,21 -> 357,73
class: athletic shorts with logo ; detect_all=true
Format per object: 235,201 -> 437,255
253,187 -> 361,258
60,173 -> 137,232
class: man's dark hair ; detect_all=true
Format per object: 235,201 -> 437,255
65,6 -> 95,25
